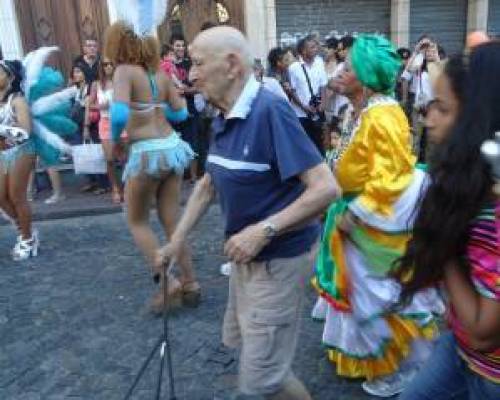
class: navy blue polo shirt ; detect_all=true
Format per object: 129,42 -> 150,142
206,76 -> 323,261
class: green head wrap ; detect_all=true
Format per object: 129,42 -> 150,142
351,34 -> 402,95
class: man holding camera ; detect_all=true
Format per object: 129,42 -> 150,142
401,36 -> 441,161
288,35 -> 328,155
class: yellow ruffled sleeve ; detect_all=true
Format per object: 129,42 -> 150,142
336,105 -> 416,216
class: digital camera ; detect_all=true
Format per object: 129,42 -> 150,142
309,94 -> 322,109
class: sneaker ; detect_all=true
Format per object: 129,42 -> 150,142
44,193 -> 65,204
362,371 -> 407,398
12,230 -> 39,261
220,262 -> 232,276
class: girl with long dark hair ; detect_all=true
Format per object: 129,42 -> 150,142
399,41 -> 500,400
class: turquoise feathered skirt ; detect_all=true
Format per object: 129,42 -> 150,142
122,133 -> 195,182
0,139 -> 37,175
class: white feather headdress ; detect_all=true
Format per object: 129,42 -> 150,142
112,0 -> 169,36
32,120 -> 73,155
31,86 -> 78,117
22,46 -> 59,99
20,46 -> 77,156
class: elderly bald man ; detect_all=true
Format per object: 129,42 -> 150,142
157,27 -> 339,399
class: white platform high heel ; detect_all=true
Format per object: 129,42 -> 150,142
12,230 -> 39,261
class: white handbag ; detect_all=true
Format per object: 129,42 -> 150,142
72,142 -> 107,174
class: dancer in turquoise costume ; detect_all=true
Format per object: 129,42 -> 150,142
0,47 -> 77,260
106,0 -> 200,314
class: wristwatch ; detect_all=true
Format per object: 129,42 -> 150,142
261,220 -> 278,239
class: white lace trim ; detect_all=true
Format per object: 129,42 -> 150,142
352,95 -> 399,137
364,94 -> 399,111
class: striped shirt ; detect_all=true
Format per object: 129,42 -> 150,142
449,201 -> 500,383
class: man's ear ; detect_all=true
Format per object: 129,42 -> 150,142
226,53 -> 241,80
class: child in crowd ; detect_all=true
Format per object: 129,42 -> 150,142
337,103 -> 349,127
159,44 -> 182,87
323,118 -> 341,171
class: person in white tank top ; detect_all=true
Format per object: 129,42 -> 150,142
89,58 -> 124,204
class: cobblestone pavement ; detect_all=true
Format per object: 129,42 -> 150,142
0,207 -> 377,400
0,180 -> 194,226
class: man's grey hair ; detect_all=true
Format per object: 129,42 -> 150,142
195,26 -> 253,70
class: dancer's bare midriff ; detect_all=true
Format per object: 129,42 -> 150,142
116,65 -> 182,144
126,108 -> 175,144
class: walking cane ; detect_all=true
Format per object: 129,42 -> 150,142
123,260 -> 177,400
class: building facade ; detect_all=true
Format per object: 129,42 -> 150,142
489,0 -> 500,36
249,0 -> 498,63
1,0 -> 498,71
0,0 -> 245,75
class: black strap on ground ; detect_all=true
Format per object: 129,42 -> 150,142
123,261 -> 177,400
159,262 -> 177,400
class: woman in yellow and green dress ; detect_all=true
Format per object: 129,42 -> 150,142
312,35 -> 444,398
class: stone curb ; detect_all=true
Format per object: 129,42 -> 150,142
0,205 -> 123,226
0,196 -> 196,226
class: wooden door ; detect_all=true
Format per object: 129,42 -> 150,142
157,0 -> 245,45
14,0 -> 109,78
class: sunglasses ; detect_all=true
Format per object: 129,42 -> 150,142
103,62 -> 113,67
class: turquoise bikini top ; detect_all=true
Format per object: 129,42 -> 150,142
110,72 -> 188,142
